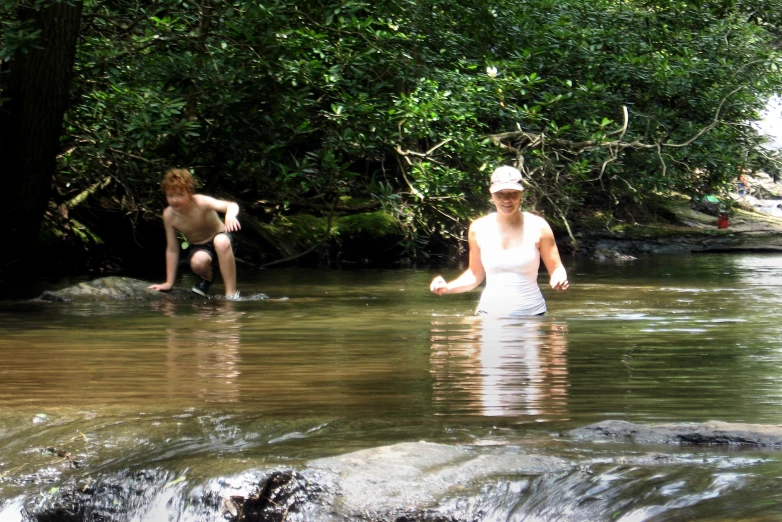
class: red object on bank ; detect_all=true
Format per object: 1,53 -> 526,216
717,212 -> 729,229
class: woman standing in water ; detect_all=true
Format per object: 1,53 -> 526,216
429,166 -> 569,316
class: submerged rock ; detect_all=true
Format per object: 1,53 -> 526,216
591,248 -> 637,262
306,441 -> 569,520
26,442 -> 570,522
569,420 -> 782,447
33,276 -> 203,302
22,433 -> 782,522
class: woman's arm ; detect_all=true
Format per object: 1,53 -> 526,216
538,218 -> 569,291
430,221 -> 487,295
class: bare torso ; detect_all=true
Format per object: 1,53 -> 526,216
166,195 -> 226,245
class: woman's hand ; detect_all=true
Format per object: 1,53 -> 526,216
549,267 -> 569,292
430,276 -> 449,295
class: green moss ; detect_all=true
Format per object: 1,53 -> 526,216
247,215 -> 325,257
338,195 -> 374,208
578,210 -> 614,230
615,223 -> 722,238
258,210 -> 401,251
285,214 -> 329,238
335,210 -> 401,237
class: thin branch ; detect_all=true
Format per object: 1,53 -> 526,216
655,143 -> 667,178
394,146 -> 424,201
661,86 -> 744,149
66,177 -> 112,209
430,204 -> 460,224
488,85 -> 745,155
606,105 -> 629,138
108,147 -> 156,163
425,138 -> 452,156
94,36 -> 178,65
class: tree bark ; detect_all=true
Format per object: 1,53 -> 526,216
0,0 -> 84,275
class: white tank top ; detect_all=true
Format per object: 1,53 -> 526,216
476,212 -> 547,316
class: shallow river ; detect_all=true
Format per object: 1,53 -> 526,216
2,253 -> 782,520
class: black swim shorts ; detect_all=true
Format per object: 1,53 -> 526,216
182,232 -> 236,269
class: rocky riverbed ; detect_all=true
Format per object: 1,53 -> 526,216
15,421 -> 782,522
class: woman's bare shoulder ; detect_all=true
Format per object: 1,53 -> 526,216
470,213 -> 495,228
523,213 -> 555,243
467,214 -> 493,240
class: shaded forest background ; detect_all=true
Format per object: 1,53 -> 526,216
2,0 -> 782,291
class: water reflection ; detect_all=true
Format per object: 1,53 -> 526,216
6,260 -> 782,520
430,316 -> 569,419
153,300 -> 242,403
732,253 -> 782,289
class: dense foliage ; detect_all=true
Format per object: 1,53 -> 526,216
2,0 -> 781,270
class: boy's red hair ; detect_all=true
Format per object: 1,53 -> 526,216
161,168 -> 195,193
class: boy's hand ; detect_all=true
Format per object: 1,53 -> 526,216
225,216 -> 241,232
149,282 -> 173,292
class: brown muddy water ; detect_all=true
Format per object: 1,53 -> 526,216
2,254 -> 782,520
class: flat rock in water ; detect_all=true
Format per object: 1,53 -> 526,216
569,420 -> 782,447
306,441 -> 569,518
25,441 -> 571,522
34,276 -> 201,302
26,432 -> 782,521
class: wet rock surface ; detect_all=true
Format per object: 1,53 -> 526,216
16,431 -> 782,522
27,469 -> 175,522
305,441 -> 569,520
33,276 -> 206,302
23,442 -> 569,522
590,248 -> 638,262
569,420 -> 782,447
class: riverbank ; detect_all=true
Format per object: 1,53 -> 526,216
4,173 -> 782,301
576,171 -> 782,257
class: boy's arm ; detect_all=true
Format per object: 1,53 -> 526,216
197,194 -> 241,232
148,209 -> 180,291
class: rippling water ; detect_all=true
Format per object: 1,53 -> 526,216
753,198 -> 782,217
2,254 -> 782,520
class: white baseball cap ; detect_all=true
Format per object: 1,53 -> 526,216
489,166 -> 524,193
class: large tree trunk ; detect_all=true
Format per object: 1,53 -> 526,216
0,1 -> 83,276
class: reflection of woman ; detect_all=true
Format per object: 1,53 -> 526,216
430,166 -> 568,317
430,316 -> 569,417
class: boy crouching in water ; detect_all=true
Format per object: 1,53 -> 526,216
149,168 -> 241,298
